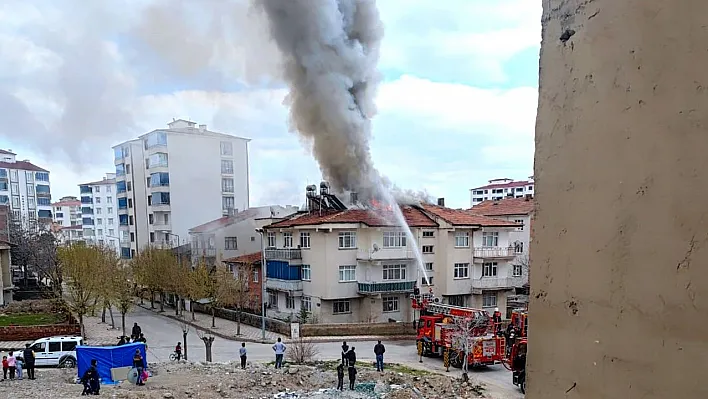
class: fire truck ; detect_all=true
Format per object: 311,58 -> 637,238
509,308 -> 528,338
413,295 -> 506,369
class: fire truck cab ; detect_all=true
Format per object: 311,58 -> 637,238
510,309 -> 528,338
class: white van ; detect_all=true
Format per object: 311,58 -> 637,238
27,336 -> 83,368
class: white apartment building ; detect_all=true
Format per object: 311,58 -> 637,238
0,149 -> 52,227
261,189 -> 525,324
470,177 -> 535,206
52,196 -> 82,227
188,205 -> 298,266
112,119 -> 250,259
78,174 -> 120,252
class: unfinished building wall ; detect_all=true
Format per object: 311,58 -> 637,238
530,0 -> 708,398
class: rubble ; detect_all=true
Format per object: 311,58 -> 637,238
0,360 -> 493,399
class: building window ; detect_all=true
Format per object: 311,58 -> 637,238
148,214 -> 154,225
253,269 -> 259,283
513,264 -> 523,277
150,173 -> 169,187
10,170 -> 18,182
129,215 -> 134,225
448,295 -> 466,307
0,182 -> 6,191
382,296 -> 399,312
454,231 -> 470,248
482,232 -> 499,247
107,206 -> 113,213
12,196 -> 20,208
283,232 -> 293,248
425,262 -> 433,271
149,153 -> 168,168
267,232 -> 276,248
35,172 -> 49,182
108,218 -> 113,225
422,245 -> 434,254
302,265 -> 311,281
94,186 -> 100,193
221,160 -> 234,174
108,229 -> 114,236
454,263 -> 469,279
222,195 -> 235,210
299,232 -> 310,249
25,171 -> 34,182
338,232 -> 356,249
482,292 -> 497,308
10,182 -> 18,194
422,276 -> 433,285
96,208 -> 102,214
422,231 -> 434,238
225,237 -> 238,250
515,219 -> 524,231
145,131 -> 167,148
97,229 -> 103,236
130,232 -> 135,242
128,199 -> 133,208
383,231 -> 406,248
286,294 -> 295,309
106,186 -> 111,193
27,197 -> 35,208
333,300 -> 350,314
26,184 -> 35,196
220,141 -> 233,156
301,296 -> 312,312
222,178 -> 234,193
483,262 -> 498,277
514,241 -> 524,254
338,265 -> 356,282
382,264 -> 406,280
107,196 -> 112,203
268,291 -> 278,308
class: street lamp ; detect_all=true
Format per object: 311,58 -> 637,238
255,228 -> 267,341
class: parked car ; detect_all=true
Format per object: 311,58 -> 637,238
27,336 -> 83,368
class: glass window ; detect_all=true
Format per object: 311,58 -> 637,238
338,265 -> 356,282
482,232 -> 499,247
145,131 -> 167,148
482,262 -> 498,277
48,342 -> 61,352
454,263 -> 469,279
301,296 -> 312,311
266,232 -> 276,248
222,178 -> 234,193
338,232 -> 356,249
283,232 -> 293,248
220,141 -> 233,156
333,300 -> 350,314
221,160 -> 234,174
148,152 -> 168,168
299,232 -> 310,248
150,172 -> 170,187
115,164 -> 125,176
222,195 -> 235,210
383,296 -> 399,312
483,293 -> 498,308
454,232 -> 470,247
382,264 -> 406,280
383,231 -> 406,248
225,237 -> 238,250
302,265 -> 311,281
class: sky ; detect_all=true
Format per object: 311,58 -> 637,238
0,0 -> 541,210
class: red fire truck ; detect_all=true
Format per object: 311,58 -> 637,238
413,296 -> 506,369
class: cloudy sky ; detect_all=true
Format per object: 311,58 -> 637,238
0,0 -> 540,209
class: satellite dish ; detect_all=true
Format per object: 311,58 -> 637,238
372,243 -> 380,252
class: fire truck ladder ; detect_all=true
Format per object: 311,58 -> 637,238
426,302 -> 479,318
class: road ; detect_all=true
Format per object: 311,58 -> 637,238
126,306 -> 522,398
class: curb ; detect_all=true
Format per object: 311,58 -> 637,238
136,303 -> 417,344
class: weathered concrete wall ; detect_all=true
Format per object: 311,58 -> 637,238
530,0 -> 708,398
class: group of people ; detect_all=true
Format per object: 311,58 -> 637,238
80,349 -> 146,395
116,323 -> 148,346
334,340 -> 386,391
1,344 -> 36,381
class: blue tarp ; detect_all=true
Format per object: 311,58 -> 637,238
76,343 -> 147,384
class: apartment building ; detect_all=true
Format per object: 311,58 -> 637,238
0,149 -> 52,227
188,205 -> 298,266
52,196 -> 82,227
470,177 -> 534,206
112,120 -> 250,259
0,204 -> 8,242
261,187 -> 525,324
222,252 -> 263,313
78,174 -> 120,252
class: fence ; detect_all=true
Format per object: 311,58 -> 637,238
190,302 -> 290,335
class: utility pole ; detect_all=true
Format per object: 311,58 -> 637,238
255,228 -> 267,341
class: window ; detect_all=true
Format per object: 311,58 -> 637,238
253,269 -> 259,283
302,265 -> 311,281
515,219 -> 525,231
148,214 -> 154,224
147,195 -> 152,206
150,173 -> 169,187
27,197 -> 35,208
222,195 -> 235,210
483,292 -> 497,308
267,232 -> 276,248
283,232 -> 293,248
108,218 -> 113,225
154,192 -> 170,205
338,265 -> 356,282
333,300 -> 350,314
35,172 -> 49,182
483,262 -> 498,277
448,295 -> 466,307
94,186 -> 100,193
422,245 -> 434,254
10,182 -> 19,194
382,264 -> 406,280
116,181 -> 126,193
97,229 -> 103,236
107,207 -> 113,213
106,186 -> 111,193
0,182 -> 6,191
26,184 -> 35,196
115,164 -> 125,176
25,171 -> 34,182
220,141 -> 233,156
129,215 -> 134,225
10,170 -> 18,182
30,342 -> 46,353
514,241 -> 524,254
383,231 -> 406,248
222,178 -> 234,193
96,208 -> 102,214
97,218 -> 102,225
482,232 -> 499,247
422,231 -> 434,238
108,229 -> 114,236
48,342 -> 61,352
454,231 -> 470,248
422,276 -> 433,285
221,160 -> 234,174
268,291 -> 278,308
225,237 -> 238,250
299,232 -> 310,249
55,212 -> 63,218
95,197 -> 101,205
150,232 -> 155,243
513,264 -> 523,277
145,131 -> 167,148
149,153 -> 168,168
454,263 -> 469,279
128,199 -> 133,208
425,262 -> 433,271
338,232 -> 356,249
383,296 -> 399,312
12,196 -> 20,208
62,341 -> 77,351
301,296 -> 312,312
118,198 -> 127,210
107,196 -> 112,203
286,294 -> 295,309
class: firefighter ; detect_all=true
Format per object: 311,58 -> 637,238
492,307 -> 503,333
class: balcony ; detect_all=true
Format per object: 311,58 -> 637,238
266,279 -> 303,293
150,184 -> 170,194
152,203 -> 171,212
194,248 -> 217,258
470,276 -> 525,292
357,248 -> 415,261
265,248 -> 302,260
153,222 -> 171,231
473,246 -> 517,259
357,280 -> 416,295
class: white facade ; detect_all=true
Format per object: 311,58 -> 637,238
78,174 -> 120,252
0,149 -> 52,227
470,177 -> 535,206
52,196 -> 82,227
112,120 -> 250,259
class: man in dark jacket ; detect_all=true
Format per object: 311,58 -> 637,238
131,323 -> 142,341
22,344 -> 35,380
345,347 -> 356,368
81,359 -> 100,395
341,341 -> 349,365
374,341 -> 386,371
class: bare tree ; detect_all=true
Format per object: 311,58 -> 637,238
229,261 -> 258,335
287,337 -> 319,364
31,231 -> 62,296
178,314 -> 191,361
8,214 -> 35,288
187,259 -> 211,321
196,328 -> 215,362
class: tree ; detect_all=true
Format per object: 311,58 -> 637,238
209,265 -> 241,329
131,246 -> 177,311
447,314 -> 490,379
58,243 -> 104,338
228,261 -> 258,335
31,231 -> 62,296
96,246 -> 121,328
163,257 -> 191,317
178,314 -> 190,361
187,259 -> 211,321
196,328 -> 215,362
111,262 -> 135,337
287,337 -> 319,364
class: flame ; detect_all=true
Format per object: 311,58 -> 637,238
369,198 -> 393,211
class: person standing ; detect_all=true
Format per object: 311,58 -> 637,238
174,342 -> 182,361
346,347 -> 357,389
348,365 -> 357,390
239,343 -> 247,369
15,355 -> 23,380
340,341 -> 349,365
7,351 -> 16,380
2,355 -> 7,380
272,338 -> 286,369
81,359 -> 100,395
133,349 -> 145,386
336,363 -> 344,391
131,323 -> 142,341
23,343 -> 35,380
374,341 -> 386,372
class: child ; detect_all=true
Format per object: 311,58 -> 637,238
2,355 -> 7,379
15,356 -> 23,380
175,342 -> 182,361
336,363 -> 344,391
7,351 -> 15,380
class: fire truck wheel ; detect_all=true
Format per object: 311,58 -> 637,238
520,378 -> 526,394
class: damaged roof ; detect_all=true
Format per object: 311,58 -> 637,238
470,197 -> 535,216
223,252 -> 262,265
267,206 -> 439,228
420,204 -> 521,227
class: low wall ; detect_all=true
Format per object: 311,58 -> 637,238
0,323 -> 81,341
301,322 -> 416,337
191,302 -> 290,336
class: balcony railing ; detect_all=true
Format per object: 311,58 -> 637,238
357,248 -> 415,261
473,246 -> 517,258
265,248 -> 302,260
357,280 -> 416,294
471,276 -> 525,290
194,248 -> 217,258
266,278 -> 303,293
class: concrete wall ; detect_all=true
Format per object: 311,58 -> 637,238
529,1 -> 708,398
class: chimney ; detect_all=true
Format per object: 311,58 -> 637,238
437,198 -> 445,207
350,192 -> 358,204
199,124 -> 206,132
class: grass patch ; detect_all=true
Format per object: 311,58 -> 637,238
0,313 -> 64,326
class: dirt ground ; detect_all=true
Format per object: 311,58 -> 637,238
0,360 -> 499,399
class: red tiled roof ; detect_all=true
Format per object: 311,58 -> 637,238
52,200 -> 81,207
420,204 -> 520,227
268,206 -> 438,228
472,180 -> 531,190
0,160 -> 48,172
0,149 -> 15,155
190,208 -> 262,233
469,197 -> 535,216
224,252 -> 262,265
